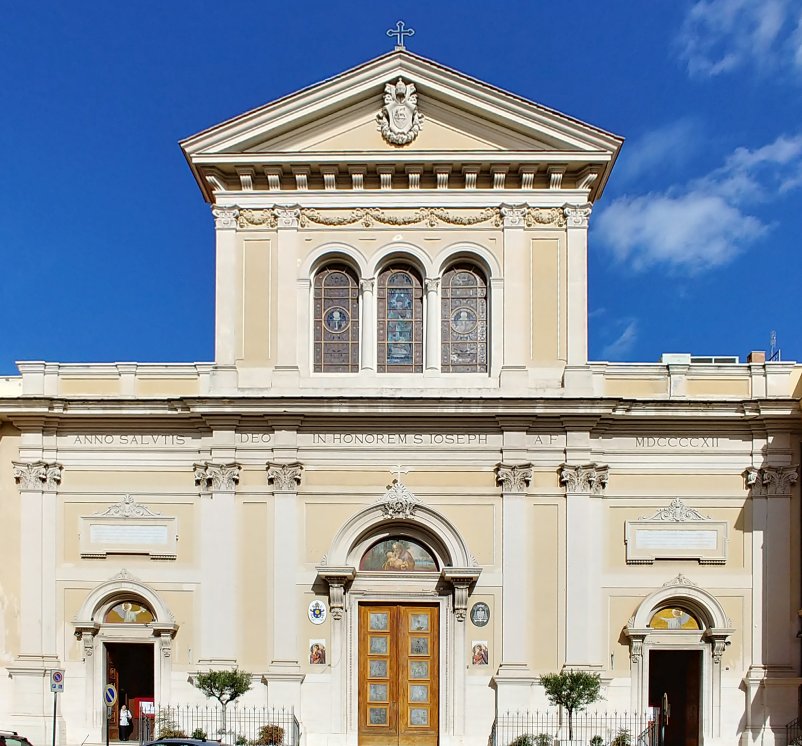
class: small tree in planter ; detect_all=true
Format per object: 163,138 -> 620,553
539,670 -> 602,743
193,668 -> 252,739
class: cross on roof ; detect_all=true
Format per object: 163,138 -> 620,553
387,20 -> 415,49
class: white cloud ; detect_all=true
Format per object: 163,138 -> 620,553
602,320 -> 639,360
594,132 -> 802,273
616,119 -> 703,183
678,0 -> 790,77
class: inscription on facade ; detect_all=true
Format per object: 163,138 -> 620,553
311,433 -> 490,446
89,523 -> 169,545
67,434 -> 190,446
635,529 -> 718,550
635,436 -> 720,448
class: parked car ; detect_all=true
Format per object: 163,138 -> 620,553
0,731 -> 35,746
144,739 -> 221,746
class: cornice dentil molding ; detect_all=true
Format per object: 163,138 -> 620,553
266,462 -> 303,491
495,463 -> 533,493
13,460 -> 63,490
559,463 -> 609,494
193,462 -> 241,492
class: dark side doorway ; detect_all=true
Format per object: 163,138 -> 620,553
105,643 -> 155,741
649,649 -> 701,746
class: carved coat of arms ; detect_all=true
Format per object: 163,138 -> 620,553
377,77 -> 423,145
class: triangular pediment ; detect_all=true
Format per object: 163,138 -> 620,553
249,96 -> 559,154
181,50 -> 623,200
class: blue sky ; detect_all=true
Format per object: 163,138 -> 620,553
1,0 -> 800,374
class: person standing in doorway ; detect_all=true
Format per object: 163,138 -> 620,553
119,704 -> 132,741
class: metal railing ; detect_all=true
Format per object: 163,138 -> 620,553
491,710 -> 659,746
787,716 -> 802,745
138,705 -> 300,746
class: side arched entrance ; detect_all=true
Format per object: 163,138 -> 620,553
73,571 -> 178,741
316,481 -> 480,746
624,576 -> 734,746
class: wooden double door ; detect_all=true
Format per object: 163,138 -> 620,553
359,604 -> 439,746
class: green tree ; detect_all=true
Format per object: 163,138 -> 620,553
193,669 -> 252,735
539,670 -> 602,742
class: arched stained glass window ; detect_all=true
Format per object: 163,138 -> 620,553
440,264 -> 487,373
377,266 -> 423,373
648,606 -> 701,630
359,536 -> 438,572
104,600 -> 155,624
314,265 -> 360,372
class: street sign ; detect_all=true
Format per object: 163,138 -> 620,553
104,683 -> 118,708
50,669 -> 65,693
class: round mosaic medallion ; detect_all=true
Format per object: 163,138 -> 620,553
450,307 -> 477,334
324,307 -> 350,333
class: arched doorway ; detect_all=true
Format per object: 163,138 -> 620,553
316,480 -> 480,746
624,575 -> 734,745
74,570 -> 178,741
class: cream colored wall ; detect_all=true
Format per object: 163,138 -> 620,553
604,378 -> 667,397
60,378 -> 121,396
686,377 -> 751,397
239,500 -> 270,667
0,425 -> 21,661
530,236 -> 565,364
136,378 -> 199,396
241,238 -> 274,364
529,501 -> 561,671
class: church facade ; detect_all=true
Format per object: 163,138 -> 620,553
0,46 -> 800,746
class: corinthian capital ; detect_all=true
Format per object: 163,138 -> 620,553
563,203 -> 592,228
495,463 -> 533,493
13,460 -> 63,490
267,462 -> 304,491
193,462 -> 241,492
744,466 -> 799,496
560,463 -> 609,494
212,206 -> 240,229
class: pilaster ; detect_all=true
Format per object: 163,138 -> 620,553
499,205 -> 528,386
274,206 -> 302,384
424,277 -> 441,372
493,462 -> 536,711
13,461 -> 62,661
563,203 -> 592,393
193,460 -> 241,665
264,462 -> 305,708
744,465 -> 799,671
560,462 -> 608,671
212,206 -> 241,366
360,278 -> 376,372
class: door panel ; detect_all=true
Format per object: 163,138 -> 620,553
359,605 -> 439,746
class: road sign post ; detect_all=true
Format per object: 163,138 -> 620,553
104,684 -> 117,746
50,670 -> 64,746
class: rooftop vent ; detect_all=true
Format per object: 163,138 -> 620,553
660,353 -> 740,365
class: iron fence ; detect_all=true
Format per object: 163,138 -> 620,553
138,705 -> 300,746
787,716 -> 802,745
491,710 -> 659,746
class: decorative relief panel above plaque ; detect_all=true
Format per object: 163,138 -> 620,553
625,498 -> 727,565
80,495 -> 177,560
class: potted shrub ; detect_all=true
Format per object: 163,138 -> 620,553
539,670 -> 602,744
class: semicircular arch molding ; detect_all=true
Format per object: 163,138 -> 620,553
323,501 -> 474,570
301,242 -> 369,279
631,578 -> 730,630
435,242 -> 501,279
369,243 -> 434,279
75,572 -> 176,626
